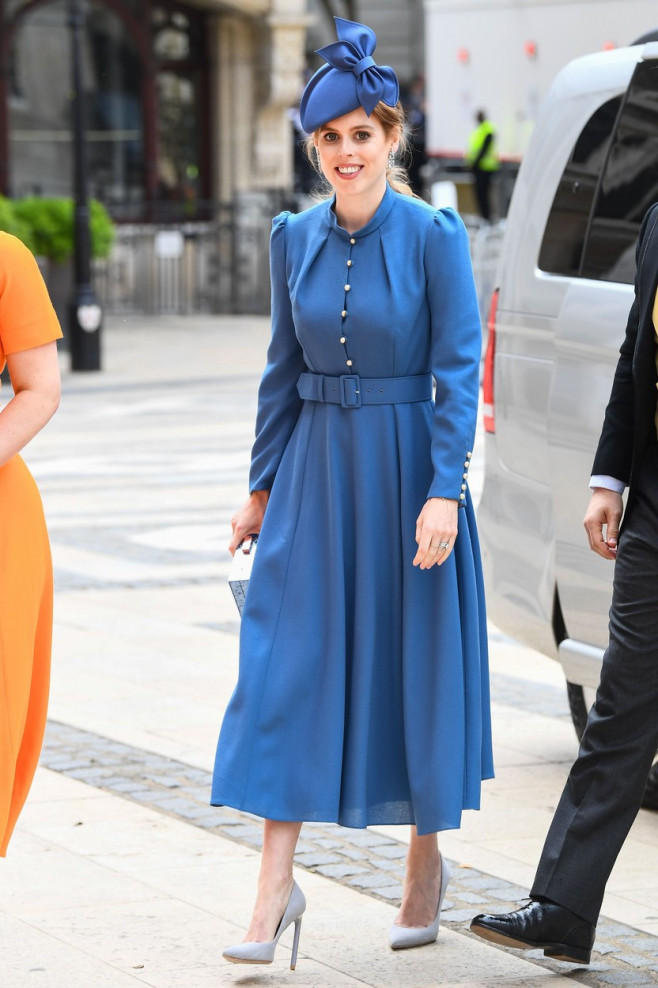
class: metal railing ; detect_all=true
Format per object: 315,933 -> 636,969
92,193 -> 293,316
89,190 -> 505,323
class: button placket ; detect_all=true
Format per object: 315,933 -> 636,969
339,238 -> 356,370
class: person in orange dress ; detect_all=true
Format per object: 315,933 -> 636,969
0,231 -> 62,855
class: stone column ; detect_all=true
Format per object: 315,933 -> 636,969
209,1 -> 311,200
253,0 -> 311,191
211,14 -> 257,201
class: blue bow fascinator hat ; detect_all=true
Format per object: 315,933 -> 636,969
299,17 -> 400,133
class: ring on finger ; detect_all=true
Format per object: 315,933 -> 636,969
439,541 -> 450,550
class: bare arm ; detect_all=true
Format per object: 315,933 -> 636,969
0,342 -> 60,467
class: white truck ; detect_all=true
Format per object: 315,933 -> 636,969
424,0 -> 658,161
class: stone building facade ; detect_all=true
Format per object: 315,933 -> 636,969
0,1 -> 425,313
0,0 -> 309,219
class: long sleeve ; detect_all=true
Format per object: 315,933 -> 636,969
424,208 -> 482,502
248,213 -> 307,492
591,204 -> 658,482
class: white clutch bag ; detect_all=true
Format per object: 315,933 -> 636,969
228,534 -> 259,615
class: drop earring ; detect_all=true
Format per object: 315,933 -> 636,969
388,150 -> 395,169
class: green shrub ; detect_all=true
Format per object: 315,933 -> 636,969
10,197 -> 115,262
89,199 -> 115,260
0,195 -> 36,252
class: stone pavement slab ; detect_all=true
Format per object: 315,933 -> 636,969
4,767 -> 578,988
6,314 -> 658,985
33,717 -> 658,985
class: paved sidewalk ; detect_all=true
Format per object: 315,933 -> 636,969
4,314 -> 657,987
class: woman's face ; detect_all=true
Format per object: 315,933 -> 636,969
315,107 -> 398,202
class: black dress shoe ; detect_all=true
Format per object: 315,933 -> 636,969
470,899 -> 595,965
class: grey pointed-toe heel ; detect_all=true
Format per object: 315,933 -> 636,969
223,880 -> 306,969
389,854 -> 453,950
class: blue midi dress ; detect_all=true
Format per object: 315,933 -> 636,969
212,184 -> 493,835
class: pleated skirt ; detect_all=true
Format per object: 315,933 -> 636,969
212,399 -> 493,834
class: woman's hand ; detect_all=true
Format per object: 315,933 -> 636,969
229,490 -> 270,555
413,497 -> 458,570
584,488 -> 623,560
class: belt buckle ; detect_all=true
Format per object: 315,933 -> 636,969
339,374 -> 361,408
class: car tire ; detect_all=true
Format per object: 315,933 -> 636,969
566,681 -> 658,810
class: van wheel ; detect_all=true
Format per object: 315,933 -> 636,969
566,681 -> 658,810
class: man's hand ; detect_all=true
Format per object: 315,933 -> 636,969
584,488 -> 623,560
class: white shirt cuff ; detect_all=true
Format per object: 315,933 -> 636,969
590,475 -> 625,493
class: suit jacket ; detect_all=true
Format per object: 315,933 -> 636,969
592,203 -> 658,511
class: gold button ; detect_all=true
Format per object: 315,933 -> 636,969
347,259 -> 353,267
464,462 -> 469,468
461,484 -> 467,491
350,237 -> 356,244
466,451 -> 472,458
463,473 -> 468,479
346,359 -> 353,367
341,310 -> 348,318
344,284 -> 351,292
460,493 -> 465,500
340,337 -> 346,344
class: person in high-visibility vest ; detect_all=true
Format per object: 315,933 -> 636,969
465,110 -> 499,221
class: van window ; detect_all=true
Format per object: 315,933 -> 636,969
582,59 -> 658,283
538,97 -> 621,277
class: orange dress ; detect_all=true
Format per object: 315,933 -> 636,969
0,233 -> 62,854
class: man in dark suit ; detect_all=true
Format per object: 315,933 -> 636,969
470,203 -> 658,964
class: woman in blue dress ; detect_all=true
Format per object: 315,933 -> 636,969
214,17 -> 493,968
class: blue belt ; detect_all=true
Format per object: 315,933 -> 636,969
297,372 -> 432,409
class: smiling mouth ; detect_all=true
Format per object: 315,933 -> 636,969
336,165 -> 362,175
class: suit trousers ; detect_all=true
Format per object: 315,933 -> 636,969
531,440 -> 658,925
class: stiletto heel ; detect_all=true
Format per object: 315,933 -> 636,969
290,915 -> 302,970
389,853 -> 452,950
223,880 -> 306,967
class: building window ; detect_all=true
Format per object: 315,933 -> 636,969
152,3 -> 208,218
153,9 -> 191,61
8,0 -> 145,206
5,0 -> 31,17
8,36 -> 26,101
5,0 -> 210,220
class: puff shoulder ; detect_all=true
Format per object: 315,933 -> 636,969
271,211 -> 291,235
431,205 -> 468,238
424,205 -> 470,262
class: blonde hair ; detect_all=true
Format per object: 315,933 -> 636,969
306,101 -> 416,198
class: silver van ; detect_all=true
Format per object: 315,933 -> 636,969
479,40 -> 658,801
